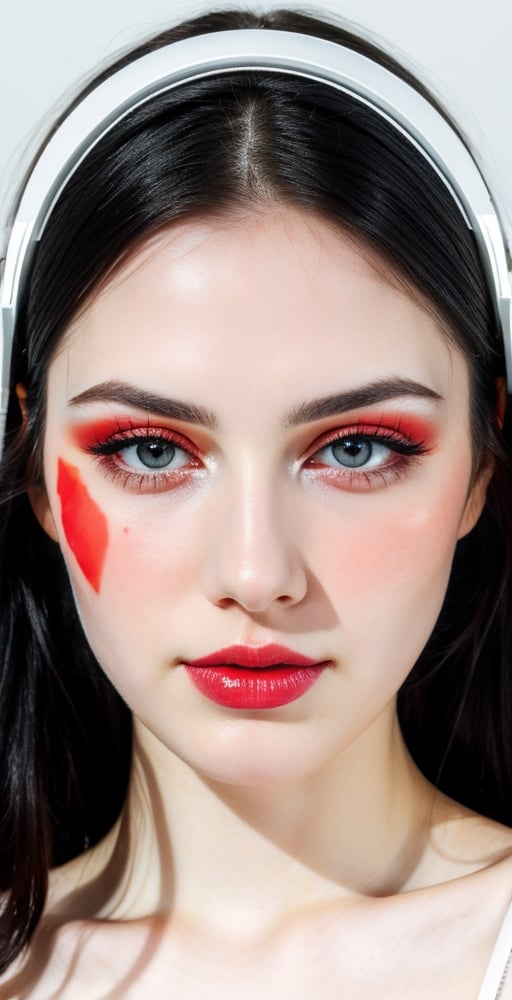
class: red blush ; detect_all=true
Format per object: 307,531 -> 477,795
57,459 -> 108,593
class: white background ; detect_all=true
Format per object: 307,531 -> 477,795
1,0 -> 511,236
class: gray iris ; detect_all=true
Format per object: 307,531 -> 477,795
332,439 -> 372,468
137,441 -> 175,469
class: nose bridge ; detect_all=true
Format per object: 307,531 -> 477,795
201,455 -> 306,612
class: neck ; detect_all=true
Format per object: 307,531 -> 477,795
92,707 -> 436,937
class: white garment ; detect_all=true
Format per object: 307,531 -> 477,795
476,903 -> 512,999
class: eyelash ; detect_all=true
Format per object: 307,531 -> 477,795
85,421 -> 430,494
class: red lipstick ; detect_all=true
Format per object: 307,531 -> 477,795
183,644 -> 328,709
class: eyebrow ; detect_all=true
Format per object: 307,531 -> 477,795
284,377 -> 442,427
68,376 -> 442,431
68,380 -> 219,429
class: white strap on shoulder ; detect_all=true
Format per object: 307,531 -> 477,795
476,902 -> 512,1000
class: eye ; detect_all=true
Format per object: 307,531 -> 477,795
316,436 -> 393,470
85,425 -> 203,492
117,437 -> 190,472
303,421 -> 432,492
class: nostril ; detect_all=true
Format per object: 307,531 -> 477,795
213,596 -> 238,610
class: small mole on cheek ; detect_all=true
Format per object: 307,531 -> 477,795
57,458 -> 109,593
123,526 -> 129,535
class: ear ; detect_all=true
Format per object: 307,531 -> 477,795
458,377 -> 507,539
496,375 -> 507,430
15,382 -> 28,423
29,484 -> 60,542
16,384 -> 60,543
457,461 -> 493,540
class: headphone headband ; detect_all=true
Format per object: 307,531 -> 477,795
1,27 -> 511,449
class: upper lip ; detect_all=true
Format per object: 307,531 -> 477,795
185,644 -> 324,669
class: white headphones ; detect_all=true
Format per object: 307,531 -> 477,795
1,28 -> 510,453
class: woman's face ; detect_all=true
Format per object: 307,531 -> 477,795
37,207 -> 487,784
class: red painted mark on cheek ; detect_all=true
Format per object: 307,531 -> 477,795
57,458 -> 109,593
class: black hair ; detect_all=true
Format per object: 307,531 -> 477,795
1,5 -> 511,974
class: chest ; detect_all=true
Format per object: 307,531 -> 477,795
5,913 -> 504,1000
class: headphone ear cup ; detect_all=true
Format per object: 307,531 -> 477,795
1,26 -> 510,459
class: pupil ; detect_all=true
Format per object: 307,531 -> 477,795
333,438 -> 371,468
136,441 -> 175,469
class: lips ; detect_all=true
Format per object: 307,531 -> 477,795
183,644 -> 328,709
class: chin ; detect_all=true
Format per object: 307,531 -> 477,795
170,720 -> 339,789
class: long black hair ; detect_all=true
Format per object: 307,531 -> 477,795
1,5 -> 511,973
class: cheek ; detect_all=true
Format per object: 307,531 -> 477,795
63,504 -> 202,691
57,458 -> 109,593
319,467 -> 468,575
308,477 -> 469,647
78,497 -> 202,614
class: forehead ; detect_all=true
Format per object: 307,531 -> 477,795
54,207 -> 461,405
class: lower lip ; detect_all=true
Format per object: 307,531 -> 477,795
184,664 -> 327,709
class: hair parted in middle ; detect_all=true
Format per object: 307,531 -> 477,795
0,5 -> 511,975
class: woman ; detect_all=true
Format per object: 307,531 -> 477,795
1,6 -> 512,996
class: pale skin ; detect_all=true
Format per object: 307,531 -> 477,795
3,206 -> 512,998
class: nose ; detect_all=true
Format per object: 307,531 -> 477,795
201,467 -> 307,614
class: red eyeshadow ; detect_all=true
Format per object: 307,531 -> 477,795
57,458 -> 108,593
342,412 -> 436,445
70,417 -> 141,449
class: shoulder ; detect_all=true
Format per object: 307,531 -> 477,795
402,802 -> 512,1000
0,827 -> 121,997
0,918 -> 133,999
